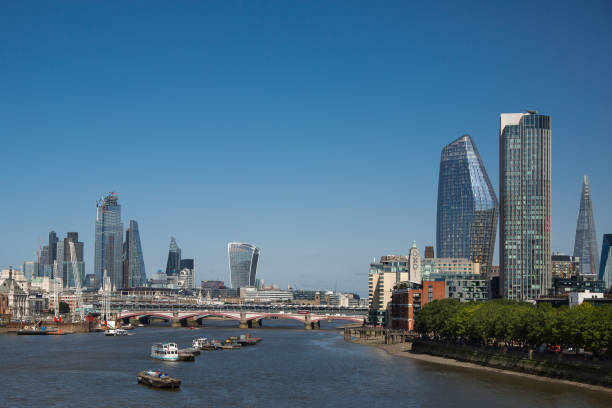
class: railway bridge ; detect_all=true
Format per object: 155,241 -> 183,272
118,309 -> 366,330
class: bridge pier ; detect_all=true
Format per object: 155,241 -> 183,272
249,319 -> 261,328
304,315 -> 312,330
239,312 -> 248,329
171,319 -> 182,328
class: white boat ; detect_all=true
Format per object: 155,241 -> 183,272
192,338 -> 209,350
151,342 -> 179,361
105,328 -> 129,336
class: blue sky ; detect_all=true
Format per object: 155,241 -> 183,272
1,1 -> 611,295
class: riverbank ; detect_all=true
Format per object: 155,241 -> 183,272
353,339 -> 612,394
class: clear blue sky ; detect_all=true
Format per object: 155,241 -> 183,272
1,1 -> 611,295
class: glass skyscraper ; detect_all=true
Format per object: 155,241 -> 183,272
500,111 -> 551,301
228,242 -> 260,289
123,220 -> 147,288
573,175 -> 599,278
94,193 -> 124,289
599,234 -> 612,289
436,134 -> 498,275
165,236 -> 181,276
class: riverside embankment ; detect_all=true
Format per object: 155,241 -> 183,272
344,327 -> 612,391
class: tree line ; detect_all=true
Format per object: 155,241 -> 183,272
414,299 -> 612,355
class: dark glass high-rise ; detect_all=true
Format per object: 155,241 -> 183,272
436,134 -> 498,275
573,175 -> 599,278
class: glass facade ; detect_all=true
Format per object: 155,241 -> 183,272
124,220 -> 147,288
436,135 -> 498,275
599,234 -> 612,289
94,193 -> 124,289
165,237 -> 181,276
500,112 -> 551,300
573,175 -> 599,278
228,242 -> 260,289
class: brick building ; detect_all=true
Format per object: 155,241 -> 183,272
390,280 -> 446,330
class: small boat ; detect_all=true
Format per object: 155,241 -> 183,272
137,369 -> 181,389
220,337 -> 242,349
105,328 -> 129,336
151,342 -> 179,361
192,338 -> 209,350
238,333 -> 262,346
121,324 -> 134,330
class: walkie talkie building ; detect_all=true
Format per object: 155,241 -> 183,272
228,242 -> 260,289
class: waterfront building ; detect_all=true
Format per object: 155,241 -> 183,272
0,269 -> 29,319
500,111 -> 551,300
122,220 -> 147,288
241,287 -> 294,302
165,237 -> 181,276
420,257 -> 479,281
551,253 -> 580,280
573,175 -> 599,278
569,290 -> 604,307
94,193 -> 124,289
368,256 -> 410,326
390,280 -> 446,330
436,135 -> 498,275
600,234 -> 612,289
428,274 -> 487,302
228,242 -> 260,289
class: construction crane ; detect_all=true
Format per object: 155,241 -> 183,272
52,260 -> 60,320
69,241 -> 83,321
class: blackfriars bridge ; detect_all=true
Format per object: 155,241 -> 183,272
118,308 -> 366,330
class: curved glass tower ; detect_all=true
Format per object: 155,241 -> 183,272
573,175 -> 599,278
436,135 -> 498,275
228,242 -> 260,289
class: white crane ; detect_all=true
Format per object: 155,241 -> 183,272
69,241 -> 83,321
52,260 -> 60,320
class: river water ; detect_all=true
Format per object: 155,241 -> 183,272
1,321 -> 611,407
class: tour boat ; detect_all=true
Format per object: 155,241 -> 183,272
151,342 -> 179,361
105,328 -> 128,336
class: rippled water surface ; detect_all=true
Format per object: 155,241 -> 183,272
1,321 -> 611,407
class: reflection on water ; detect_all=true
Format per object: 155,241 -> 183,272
1,320 -> 611,408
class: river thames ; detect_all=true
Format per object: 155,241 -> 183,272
1,322 -> 611,407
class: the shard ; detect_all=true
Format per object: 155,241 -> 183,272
573,175 -> 599,278
436,134 -> 498,275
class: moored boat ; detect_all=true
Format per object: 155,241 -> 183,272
192,338 -> 209,350
151,342 -> 179,361
105,328 -> 129,336
137,370 -> 181,389
238,333 -> 262,346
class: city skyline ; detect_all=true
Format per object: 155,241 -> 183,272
1,2 -> 611,294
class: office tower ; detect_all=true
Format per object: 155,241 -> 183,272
62,232 -> 85,288
180,259 -> 194,271
122,220 -> 147,288
165,237 -> 181,276
436,135 -> 498,275
600,234 -> 612,289
573,175 -> 599,278
424,246 -> 434,259
228,242 -> 259,288
48,231 -> 58,265
500,111 -> 551,300
94,193 -> 124,289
